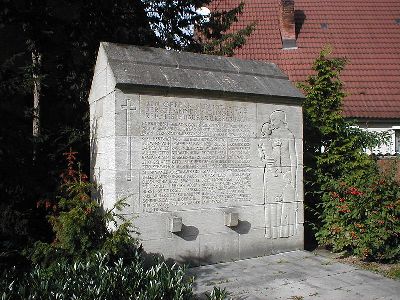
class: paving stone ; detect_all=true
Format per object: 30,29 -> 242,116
189,250 -> 400,299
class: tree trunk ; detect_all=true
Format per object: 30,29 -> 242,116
32,50 -> 42,161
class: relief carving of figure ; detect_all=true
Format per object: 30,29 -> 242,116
258,110 -> 298,238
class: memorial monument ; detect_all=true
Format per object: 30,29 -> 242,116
89,42 -> 304,265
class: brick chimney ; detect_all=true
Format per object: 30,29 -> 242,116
279,0 -> 297,49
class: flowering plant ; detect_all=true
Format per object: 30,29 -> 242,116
317,166 -> 400,262
31,149 -> 137,265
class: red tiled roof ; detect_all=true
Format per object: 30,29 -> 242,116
210,0 -> 400,119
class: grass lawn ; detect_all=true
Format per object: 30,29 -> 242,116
337,256 -> 400,280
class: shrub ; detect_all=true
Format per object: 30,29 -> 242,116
30,149 -> 138,266
298,48 -> 389,248
316,166 -> 400,262
3,150 -> 227,299
8,151 -> 226,300
298,48 -> 398,262
206,287 -> 228,300
1,252 -> 194,300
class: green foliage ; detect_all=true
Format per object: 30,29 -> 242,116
298,48 -> 397,261
206,286 -> 228,300
1,252 -> 194,300
29,150 -> 137,266
9,151 -> 214,299
2,151 -> 228,299
144,1 -> 255,55
387,266 -> 400,279
0,0 -> 254,262
1,2 -> 243,296
297,47 -> 388,232
298,47 -> 383,182
197,2 -> 256,56
316,167 -> 400,262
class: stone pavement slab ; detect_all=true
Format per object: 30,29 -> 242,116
187,250 -> 400,300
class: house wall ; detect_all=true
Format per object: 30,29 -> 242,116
357,121 -> 400,155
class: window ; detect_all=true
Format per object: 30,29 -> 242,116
395,130 -> 400,153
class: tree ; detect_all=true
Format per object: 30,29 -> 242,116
297,48 -> 386,245
196,1 -> 256,56
144,0 -> 255,56
0,0 -> 158,263
0,0 -> 254,263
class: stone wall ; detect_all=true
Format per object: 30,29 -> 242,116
89,42 -> 304,265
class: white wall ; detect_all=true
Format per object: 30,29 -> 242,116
357,121 -> 400,155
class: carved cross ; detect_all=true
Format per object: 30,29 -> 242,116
121,98 -> 138,181
121,98 -> 137,135
127,136 -> 132,181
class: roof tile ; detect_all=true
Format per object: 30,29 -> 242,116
210,0 -> 400,118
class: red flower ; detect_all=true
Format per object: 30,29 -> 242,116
331,192 -> 340,198
36,199 -> 52,210
80,173 -> 88,182
347,186 -> 363,196
63,149 -> 78,162
44,200 -> 51,209
338,204 -> 350,213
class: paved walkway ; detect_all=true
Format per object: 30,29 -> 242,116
187,250 -> 400,300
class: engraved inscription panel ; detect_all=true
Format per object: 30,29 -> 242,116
141,137 -> 170,169
134,96 -> 255,212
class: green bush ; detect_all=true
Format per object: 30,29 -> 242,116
29,149 -> 138,266
1,252 -> 194,300
2,150 -> 227,299
206,287 -> 228,300
316,168 -> 400,262
298,48 -> 392,259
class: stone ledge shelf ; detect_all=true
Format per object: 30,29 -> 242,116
169,216 -> 183,233
224,212 -> 239,227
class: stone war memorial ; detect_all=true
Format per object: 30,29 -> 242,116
89,42 -> 304,265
